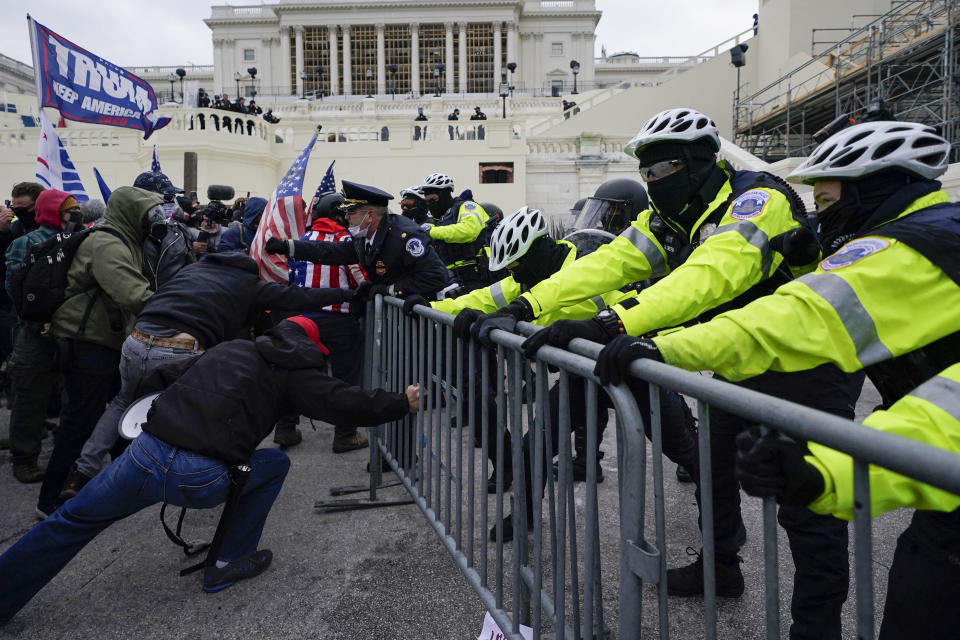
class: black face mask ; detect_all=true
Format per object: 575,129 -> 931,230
508,237 -> 570,287
11,206 -> 35,228
648,161 -> 724,231
427,190 -> 453,218
817,173 -> 922,254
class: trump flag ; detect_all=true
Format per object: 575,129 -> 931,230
250,134 -> 320,283
29,16 -> 170,139
36,111 -> 89,203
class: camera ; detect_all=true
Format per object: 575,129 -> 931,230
176,185 -> 235,226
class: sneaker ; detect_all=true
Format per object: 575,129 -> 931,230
486,469 -> 512,494
488,512 -> 534,543
332,432 -> 369,454
58,466 -> 92,502
35,503 -> 56,520
13,459 -> 46,484
666,548 -> 744,598
202,549 -> 273,593
273,427 -> 302,448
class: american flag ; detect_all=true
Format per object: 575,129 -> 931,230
250,133 -> 319,283
151,145 -> 162,173
312,160 -> 337,202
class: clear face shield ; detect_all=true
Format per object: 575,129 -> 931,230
572,198 -> 629,234
562,228 -> 618,256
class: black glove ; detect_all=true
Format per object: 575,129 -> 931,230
594,336 -> 662,385
735,429 -> 825,506
453,308 -> 483,340
470,298 -> 533,347
264,237 -> 289,256
484,211 -> 503,233
769,227 -> 820,267
402,294 -> 428,318
520,317 -> 617,360
353,282 -> 391,306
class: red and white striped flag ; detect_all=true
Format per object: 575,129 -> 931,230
250,134 -> 319,283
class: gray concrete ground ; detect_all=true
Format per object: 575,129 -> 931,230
0,379 -> 907,639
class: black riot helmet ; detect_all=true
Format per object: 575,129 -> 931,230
312,192 -> 346,222
573,179 -> 649,235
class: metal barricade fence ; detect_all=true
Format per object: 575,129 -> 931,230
324,296 -> 960,640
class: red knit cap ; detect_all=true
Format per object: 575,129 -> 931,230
285,316 -> 330,355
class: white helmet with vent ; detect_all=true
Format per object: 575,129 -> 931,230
419,173 -> 455,191
786,121 -> 950,184
488,206 -> 548,271
400,186 -> 425,201
624,108 -> 721,159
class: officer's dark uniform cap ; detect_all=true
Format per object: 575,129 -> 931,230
342,180 -> 395,207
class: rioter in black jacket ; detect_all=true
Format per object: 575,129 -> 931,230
58,252 -> 354,502
0,316 -> 420,623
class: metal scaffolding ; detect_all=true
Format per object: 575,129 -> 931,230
734,0 -> 960,162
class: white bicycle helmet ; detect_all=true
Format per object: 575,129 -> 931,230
624,108 -> 721,159
488,206 -> 548,271
400,186 -> 425,201
419,173 -> 455,191
786,121 -> 950,184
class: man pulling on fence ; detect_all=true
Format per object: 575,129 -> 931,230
0,316 -> 420,626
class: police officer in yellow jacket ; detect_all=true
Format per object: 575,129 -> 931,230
406,206 -> 697,539
473,109 -> 865,634
735,363 -> 960,640
419,173 -> 490,293
596,120 -> 957,639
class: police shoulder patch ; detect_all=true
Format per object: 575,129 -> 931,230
730,190 -> 771,220
464,202 -> 476,211
405,237 -> 426,258
819,237 -> 890,271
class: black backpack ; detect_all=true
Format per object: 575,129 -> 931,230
9,226 -> 124,323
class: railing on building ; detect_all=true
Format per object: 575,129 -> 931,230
658,26 -> 755,81
346,294 -> 960,639
734,0 -> 957,159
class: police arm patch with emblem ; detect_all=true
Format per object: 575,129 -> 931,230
819,237 -> 890,271
405,237 -> 426,258
730,190 -> 771,220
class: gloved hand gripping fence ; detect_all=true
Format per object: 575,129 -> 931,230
734,428 -> 825,506
471,298 -> 533,347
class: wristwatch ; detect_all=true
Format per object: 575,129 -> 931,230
595,308 -> 624,337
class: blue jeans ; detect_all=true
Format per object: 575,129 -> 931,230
76,335 -> 202,478
0,432 -> 289,621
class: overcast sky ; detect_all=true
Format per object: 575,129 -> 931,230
1,0 -> 759,67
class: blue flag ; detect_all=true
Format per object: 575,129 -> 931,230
35,111 -> 88,203
93,167 -> 111,202
151,145 -> 161,173
29,17 -> 170,140
312,160 -> 336,202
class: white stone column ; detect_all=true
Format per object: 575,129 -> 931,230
342,25 -> 352,95
261,37 -> 274,99
294,25 -> 304,97
410,23 -> 420,96
506,21 -> 517,69
533,32 -> 544,94
376,23 -> 386,95
518,31 -> 530,92
212,38 -> 224,93
493,21 -> 502,95
458,22 -> 467,93
278,28 -> 291,95
328,26 -> 339,96
444,22 -> 454,94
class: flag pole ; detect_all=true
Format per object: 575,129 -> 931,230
27,14 -> 45,118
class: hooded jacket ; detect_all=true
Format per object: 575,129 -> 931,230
51,186 -> 156,350
4,189 -> 68,296
142,322 -> 410,465
135,251 -> 351,348
219,196 -> 267,252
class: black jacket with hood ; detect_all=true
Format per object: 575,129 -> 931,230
142,323 -> 409,465
135,252 -> 351,348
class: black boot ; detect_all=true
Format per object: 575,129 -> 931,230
486,468 -> 513,494
666,548 -> 744,598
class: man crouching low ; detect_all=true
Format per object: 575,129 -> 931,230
0,315 -> 419,625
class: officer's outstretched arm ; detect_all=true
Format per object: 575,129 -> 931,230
291,238 -> 359,265
519,221 -> 665,319
653,239 -> 960,380
433,276 -> 520,316
807,364 -> 960,520
429,204 -> 486,243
